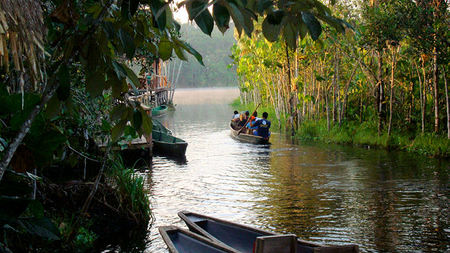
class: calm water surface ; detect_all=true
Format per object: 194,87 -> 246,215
133,88 -> 448,252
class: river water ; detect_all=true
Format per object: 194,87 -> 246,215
131,88 -> 448,252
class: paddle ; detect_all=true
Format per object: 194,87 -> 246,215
237,103 -> 261,135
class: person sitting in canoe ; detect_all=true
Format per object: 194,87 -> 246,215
246,111 -> 260,133
250,112 -> 271,139
237,111 -> 249,128
232,110 -> 240,120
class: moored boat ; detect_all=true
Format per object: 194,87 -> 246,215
159,226 -> 239,253
152,104 -> 169,117
152,130 -> 187,158
178,211 -> 359,253
230,122 -> 269,145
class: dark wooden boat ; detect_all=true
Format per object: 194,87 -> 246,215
230,122 -> 269,144
178,211 -> 359,253
159,226 -> 239,253
152,130 -> 187,158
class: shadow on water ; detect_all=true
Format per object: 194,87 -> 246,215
110,88 -> 448,252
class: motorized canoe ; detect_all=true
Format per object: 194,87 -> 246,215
152,105 -> 169,117
159,226 -> 239,253
178,211 -> 359,253
229,122 -> 269,145
152,130 -> 187,158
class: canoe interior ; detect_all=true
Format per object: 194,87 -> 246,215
179,211 -> 359,253
229,123 -> 269,145
159,226 -> 237,253
185,214 -> 268,253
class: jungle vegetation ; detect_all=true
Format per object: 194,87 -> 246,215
231,0 -> 449,157
0,0 -> 350,251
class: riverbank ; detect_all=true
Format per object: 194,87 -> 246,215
232,99 -> 449,158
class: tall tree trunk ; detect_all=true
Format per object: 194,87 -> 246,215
376,49 -> 385,135
326,87 -> 330,131
340,64 -> 358,123
415,60 -> 425,133
443,66 -> 449,139
332,52 -> 337,123
432,47 -> 439,133
387,46 -> 398,138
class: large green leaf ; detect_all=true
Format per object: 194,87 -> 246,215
213,3 -> 230,34
121,63 -> 140,93
150,0 -> 167,30
302,11 -> 322,40
283,21 -> 298,49
111,119 -> 127,142
132,109 -> 142,130
194,6 -> 214,35
140,111 -> 152,135
118,28 -> 136,58
178,40 -> 204,65
158,39 -> 173,60
86,71 -> 105,97
186,0 -> 207,20
262,17 -> 281,41
256,0 -> 272,14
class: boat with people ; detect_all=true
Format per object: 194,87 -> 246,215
177,211 -> 359,253
230,123 -> 270,144
230,109 -> 271,145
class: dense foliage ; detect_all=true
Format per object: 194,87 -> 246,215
231,0 -> 449,156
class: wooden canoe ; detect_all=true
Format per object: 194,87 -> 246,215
152,130 -> 187,158
229,122 -> 269,145
159,226 -> 239,253
178,211 -> 359,253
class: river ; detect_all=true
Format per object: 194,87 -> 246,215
121,88 -> 448,252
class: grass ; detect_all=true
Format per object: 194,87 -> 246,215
107,156 -> 151,222
232,99 -> 449,158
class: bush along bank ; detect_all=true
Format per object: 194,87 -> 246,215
0,155 -> 151,252
232,99 -> 449,158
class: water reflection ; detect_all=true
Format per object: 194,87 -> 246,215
137,88 -> 448,253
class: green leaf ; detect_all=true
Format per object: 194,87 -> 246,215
158,39 -> 173,60
194,7 -> 214,35
111,120 -> 127,142
150,0 -> 167,30
262,9 -> 284,41
141,110 -> 152,135
110,104 -> 128,121
119,29 -> 136,58
86,71 -> 105,97
302,12 -> 322,40
121,64 -> 140,93
132,109 -> 143,130
45,95 -> 61,119
179,41 -> 204,65
283,21 -> 298,49
186,0 -> 207,20
256,0 -> 272,14
213,3 -> 230,34
174,45 -> 187,61
226,2 -> 245,37
56,65 -> 70,101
